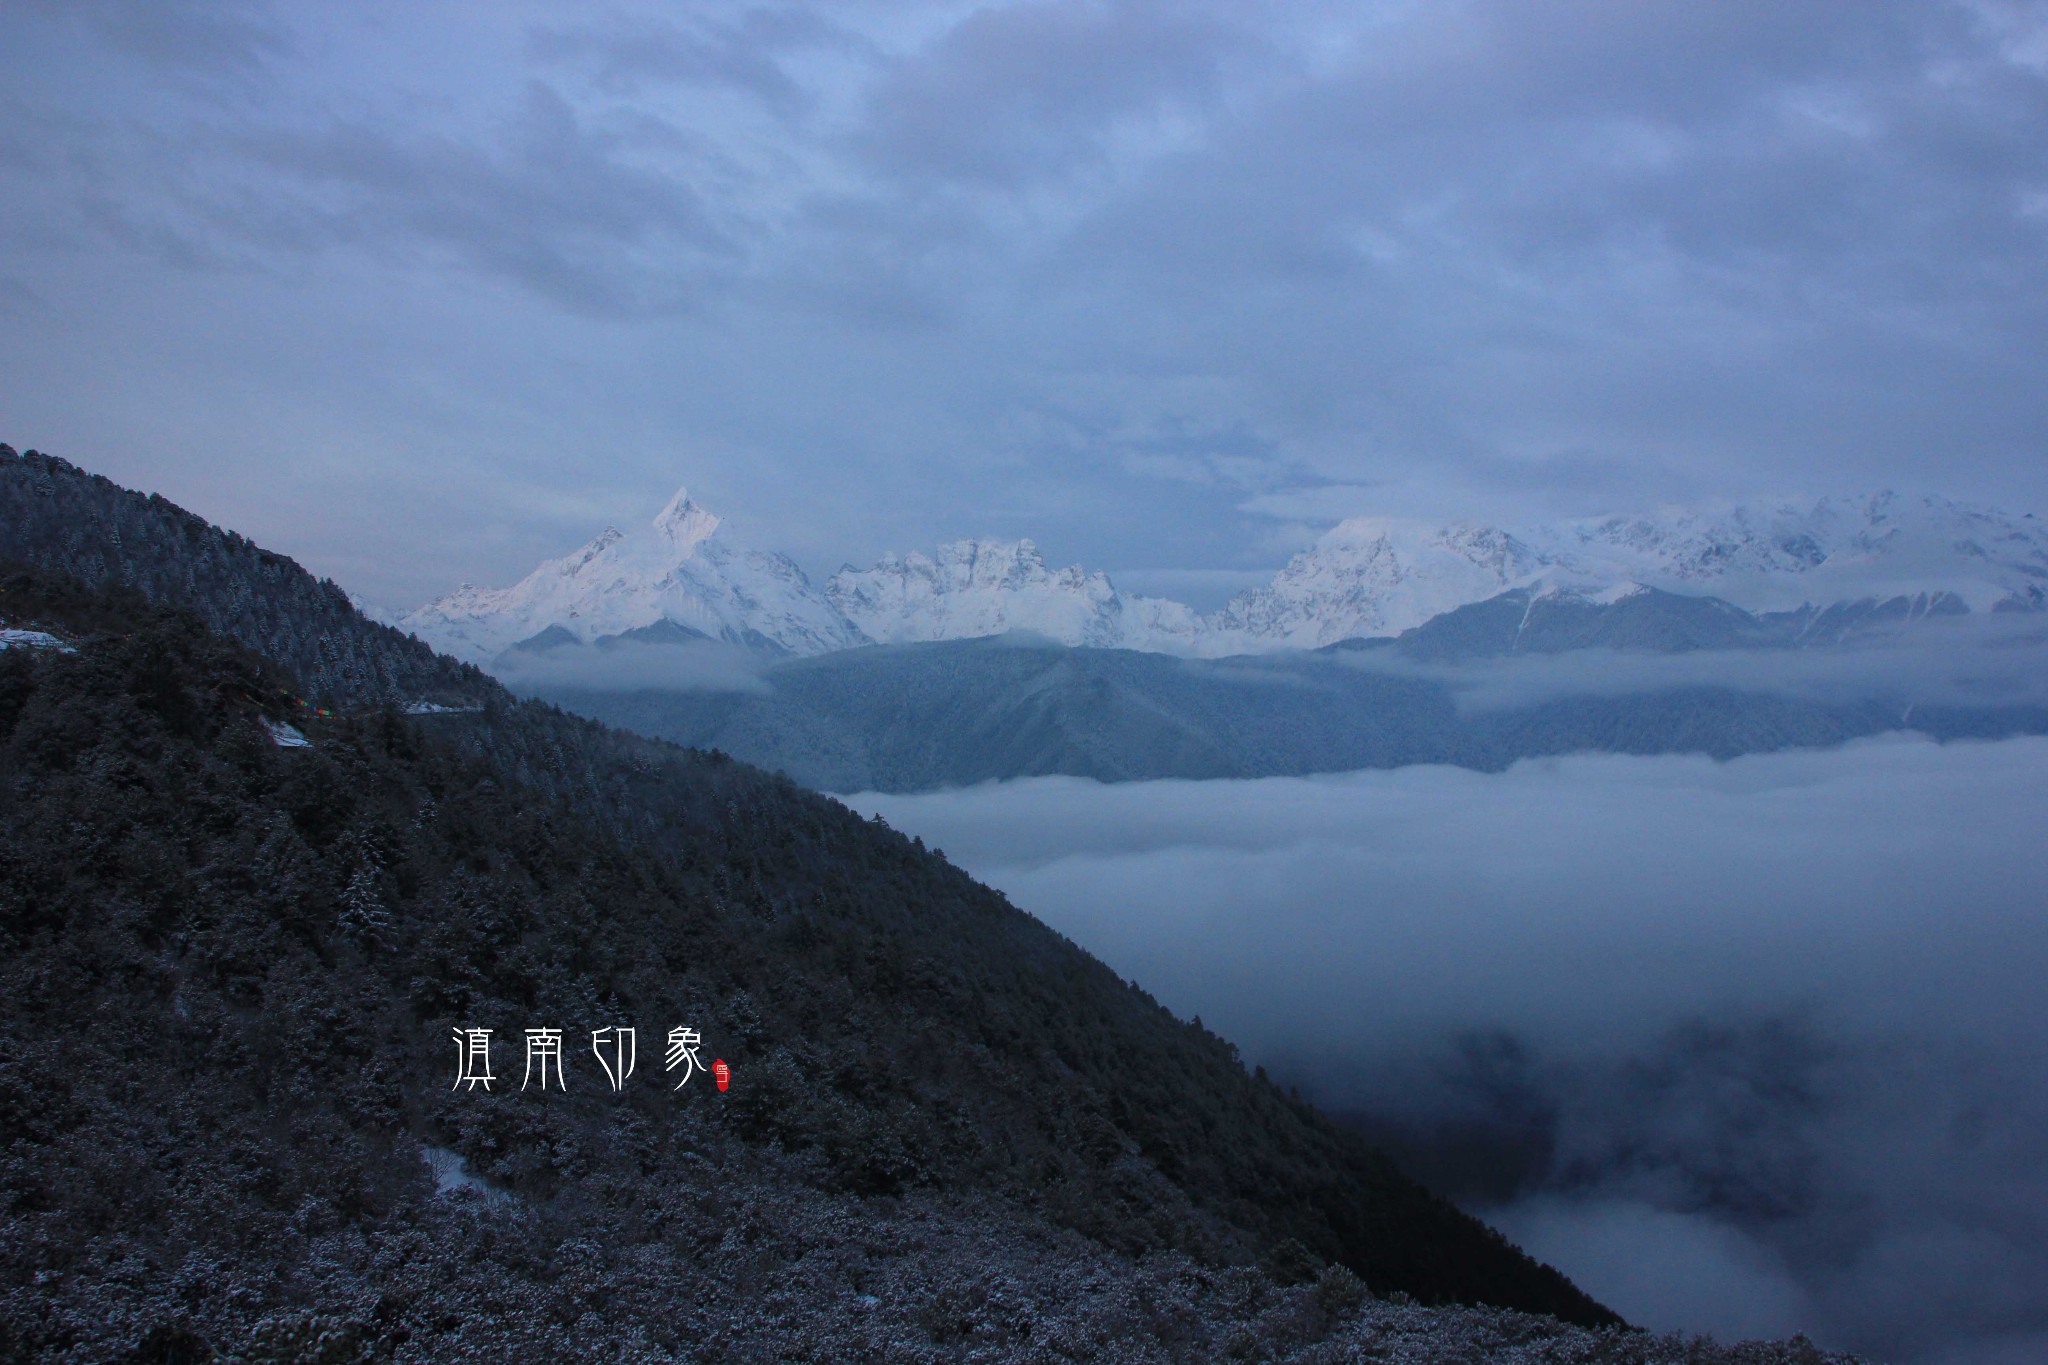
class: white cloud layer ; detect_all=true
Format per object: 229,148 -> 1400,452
850,736 -> 2048,1363
1344,612 -> 2048,712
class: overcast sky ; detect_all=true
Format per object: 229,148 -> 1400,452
3,1 -> 2045,607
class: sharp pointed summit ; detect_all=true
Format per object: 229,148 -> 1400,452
653,485 -> 720,553
401,484 -> 864,665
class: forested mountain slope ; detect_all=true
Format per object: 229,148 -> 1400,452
0,445 -> 491,710
0,453 -> 1665,1359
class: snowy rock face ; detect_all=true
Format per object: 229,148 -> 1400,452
825,539 -> 1207,652
1215,521 -> 1550,649
1212,493 -> 2048,650
402,488 -> 866,666
1533,492 -> 2048,614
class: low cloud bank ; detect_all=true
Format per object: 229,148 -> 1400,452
850,737 -> 2048,1364
492,638 -> 774,694
1340,612 -> 2048,714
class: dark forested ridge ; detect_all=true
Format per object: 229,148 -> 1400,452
0,450 -> 1645,1358
0,445 -> 493,711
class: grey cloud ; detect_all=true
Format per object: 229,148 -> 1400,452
0,17 -> 743,312
0,276 -> 49,317
1033,0 -> 2048,507
530,9 -> 869,113
1486,1025 -> 2048,1362
233,82 -> 739,316
1492,1198 -> 1812,1344
849,736 -> 2048,1361
854,0 -> 1268,187
1346,0 -> 1934,128
17,0 -> 288,81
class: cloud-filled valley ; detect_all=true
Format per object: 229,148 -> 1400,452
850,737 -> 2048,1363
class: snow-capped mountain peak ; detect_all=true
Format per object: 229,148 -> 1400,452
653,487 -> 719,553
400,485 -> 863,665
1213,517 -> 1550,647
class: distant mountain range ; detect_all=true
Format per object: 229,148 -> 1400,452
402,486 -> 2048,667
509,584 -> 2048,793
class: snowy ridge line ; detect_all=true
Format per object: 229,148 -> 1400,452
401,488 -> 2048,667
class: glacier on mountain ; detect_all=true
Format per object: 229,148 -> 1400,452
401,487 -> 2048,669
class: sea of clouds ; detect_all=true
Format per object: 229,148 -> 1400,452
849,735 -> 2048,1365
